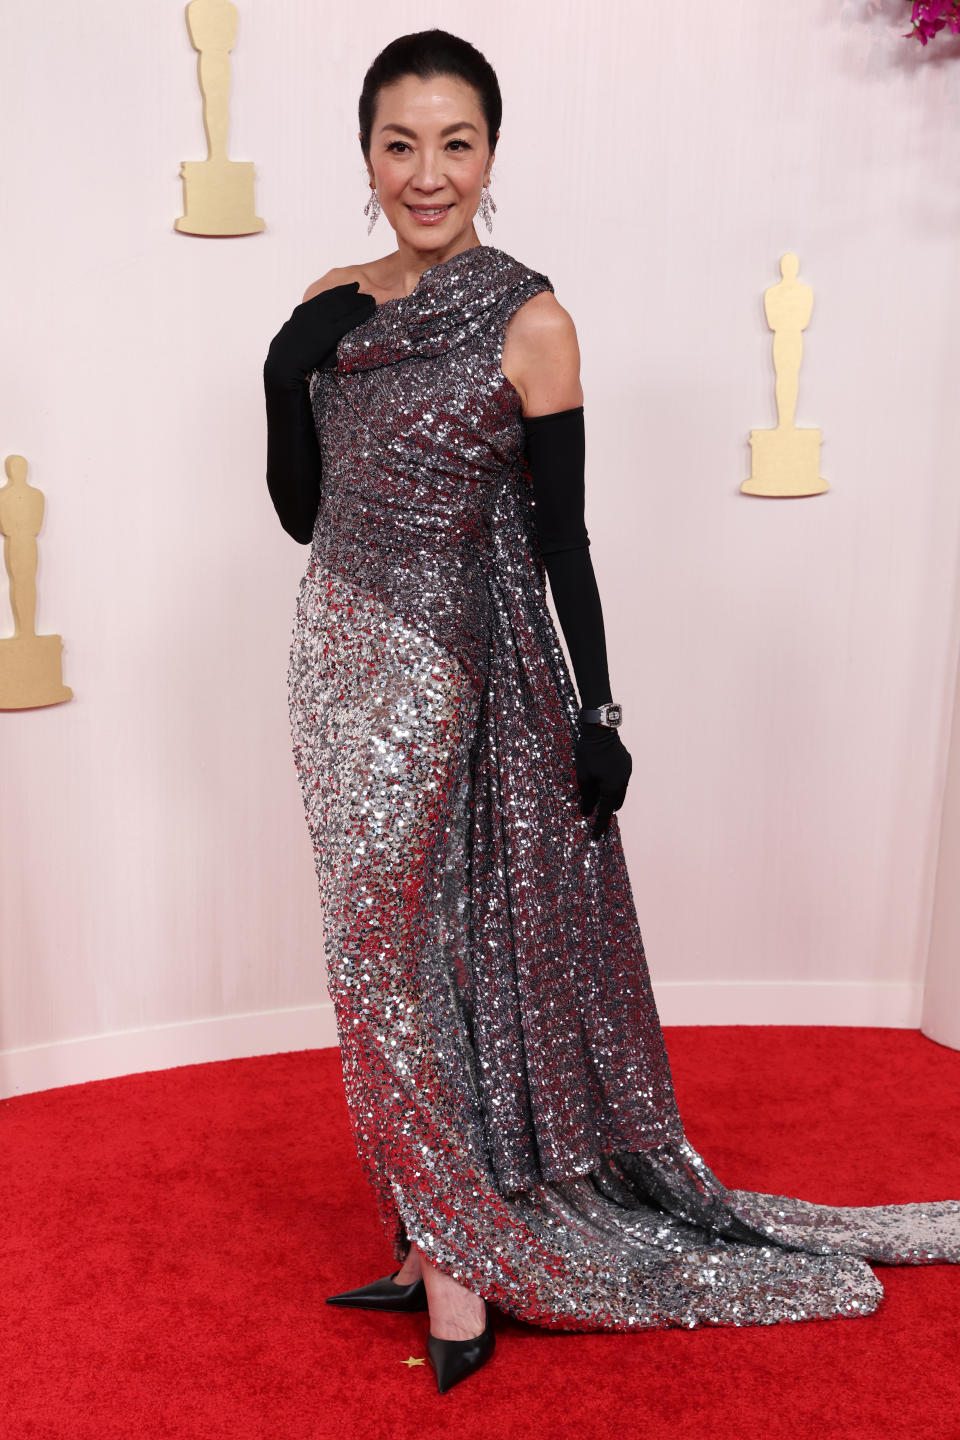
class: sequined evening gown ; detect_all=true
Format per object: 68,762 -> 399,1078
287,243 -> 959,1333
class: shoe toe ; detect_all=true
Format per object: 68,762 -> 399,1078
426,1312 -> 495,1393
326,1271 -> 428,1311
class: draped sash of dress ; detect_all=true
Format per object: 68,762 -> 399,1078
287,243 -> 960,1332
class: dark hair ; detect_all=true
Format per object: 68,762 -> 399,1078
358,28 -> 502,162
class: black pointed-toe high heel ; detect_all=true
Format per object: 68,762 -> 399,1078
426,1305 -> 495,1394
325,1269 -> 428,1313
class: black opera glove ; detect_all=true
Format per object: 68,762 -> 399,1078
263,282 -> 376,544
521,405 -> 634,839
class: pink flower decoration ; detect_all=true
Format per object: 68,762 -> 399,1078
904,0 -> 960,44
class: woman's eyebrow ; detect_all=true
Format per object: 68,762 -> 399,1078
377,121 -> 480,138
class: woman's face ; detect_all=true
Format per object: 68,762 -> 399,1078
364,72 -> 496,252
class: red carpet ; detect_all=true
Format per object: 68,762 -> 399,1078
2,1026 -> 958,1439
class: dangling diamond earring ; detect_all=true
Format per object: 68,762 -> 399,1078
363,185 -> 381,235
477,183 -> 497,234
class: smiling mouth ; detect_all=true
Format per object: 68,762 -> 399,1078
407,204 -> 453,214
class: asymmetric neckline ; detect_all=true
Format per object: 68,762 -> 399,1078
333,244 -> 554,375
365,243 -> 500,310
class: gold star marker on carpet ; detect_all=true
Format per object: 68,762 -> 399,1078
401,1355 -> 426,1368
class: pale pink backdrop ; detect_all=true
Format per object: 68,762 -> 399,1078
2,0 -> 959,1096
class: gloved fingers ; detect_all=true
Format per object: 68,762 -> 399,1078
590,775 -> 632,839
592,794 -> 615,839
577,772 -> 599,817
267,288 -> 376,384
299,282 -> 373,325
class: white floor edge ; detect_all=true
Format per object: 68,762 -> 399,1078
0,980 -> 932,1100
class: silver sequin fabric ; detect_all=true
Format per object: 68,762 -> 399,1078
287,243 -> 960,1332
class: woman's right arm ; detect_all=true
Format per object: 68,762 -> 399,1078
263,271 -> 375,544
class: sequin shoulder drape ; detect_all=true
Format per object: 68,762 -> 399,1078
287,243 -> 959,1333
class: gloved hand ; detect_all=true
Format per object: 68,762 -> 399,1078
263,282 -> 376,543
263,281 -> 376,389
575,723 -> 633,840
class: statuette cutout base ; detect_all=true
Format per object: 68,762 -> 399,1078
175,158 -> 263,237
0,634 -> 72,709
744,426 -> 827,498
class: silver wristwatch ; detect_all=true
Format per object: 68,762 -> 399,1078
579,702 -> 623,728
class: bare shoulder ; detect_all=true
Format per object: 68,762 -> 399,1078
303,257 -> 395,305
507,290 -> 577,346
302,265 -> 359,304
502,290 -> 583,415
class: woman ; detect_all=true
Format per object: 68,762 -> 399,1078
265,28 -> 960,1395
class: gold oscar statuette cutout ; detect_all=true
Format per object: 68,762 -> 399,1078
0,455 -> 73,710
742,254 -> 828,498
174,0 -> 264,237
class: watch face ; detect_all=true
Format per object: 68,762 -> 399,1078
605,704 -> 622,726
